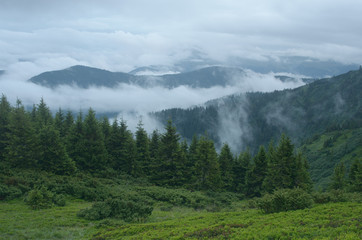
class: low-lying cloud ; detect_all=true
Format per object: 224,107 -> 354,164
0,64 -> 306,133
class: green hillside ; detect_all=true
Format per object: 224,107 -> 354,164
301,128 -> 362,189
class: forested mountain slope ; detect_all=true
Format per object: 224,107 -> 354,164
154,68 -> 362,152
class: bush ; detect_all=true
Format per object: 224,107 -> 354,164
0,184 -> 23,200
25,186 -> 54,210
257,188 -> 313,214
77,197 -> 153,222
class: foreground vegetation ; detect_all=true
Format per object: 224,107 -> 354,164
1,198 -> 361,240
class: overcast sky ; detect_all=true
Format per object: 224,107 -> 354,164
1,0 -> 362,76
0,0 -> 361,133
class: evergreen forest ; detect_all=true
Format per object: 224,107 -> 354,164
0,94 -> 361,239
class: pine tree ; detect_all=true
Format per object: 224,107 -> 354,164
67,112 -> 87,170
330,162 -> 346,190
54,108 -> 65,139
135,120 -> 151,176
154,120 -> 183,186
218,143 -> 234,190
348,158 -> 362,192
194,135 -> 221,191
38,125 -> 76,174
0,94 -> 11,162
33,98 -> 53,129
276,133 -> 296,189
82,108 -> 107,171
245,145 -> 267,197
232,149 -> 251,193
6,99 -> 38,168
148,129 -> 161,180
294,152 -> 313,191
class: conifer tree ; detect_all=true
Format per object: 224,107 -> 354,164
38,125 -> 76,174
245,145 -> 267,197
154,120 -> 183,186
294,152 -> 313,191
82,108 -> 107,171
6,99 -> 38,168
218,143 -> 234,190
135,120 -> 151,176
194,135 -> 221,191
232,149 -> 251,193
148,129 -> 161,179
348,158 -> 362,192
33,98 -> 53,129
63,110 -> 74,138
67,112 -> 87,170
330,162 -> 346,190
0,94 -> 11,162
54,108 -> 65,139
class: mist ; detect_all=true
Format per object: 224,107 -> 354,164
0,64 -> 307,134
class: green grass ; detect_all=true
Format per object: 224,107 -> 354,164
0,199 -> 94,240
1,199 -> 361,240
93,202 -> 362,240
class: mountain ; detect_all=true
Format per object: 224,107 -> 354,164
28,65 -> 136,88
153,67 -> 362,152
152,67 -> 362,188
29,65 -> 310,89
227,56 -> 360,78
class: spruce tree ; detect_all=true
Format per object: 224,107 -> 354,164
154,120 -> 183,186
82,108 -> 107,171
245,145 -> 267,197
232,149 -> 251,193
67,112 -> 87,170
148,129 -> 161,180
330,162 -> 346,190
6,99 -> 38,168
38,125 -> 76,174
194,135 -> 221,191
348,158 -> 362,192
135,120 -> 151,176
218,143 -> 234,190
0,94 -> 11,162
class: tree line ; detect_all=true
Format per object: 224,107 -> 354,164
1,95 -> 359,197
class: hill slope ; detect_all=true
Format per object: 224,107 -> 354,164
29,65 -> 308,89
154,68 -> 362,149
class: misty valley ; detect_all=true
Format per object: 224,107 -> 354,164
0,66 -> 361,239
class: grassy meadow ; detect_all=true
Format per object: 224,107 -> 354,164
1,199 -> 361,240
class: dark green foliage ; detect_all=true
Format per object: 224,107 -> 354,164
0,94 -> 11,162
330,162 -> 347,190
194,135 -> 221,191
135,120 -> 151,176
5,99 -> 38,168
232,150 -> 251,194
0,183 -> 22,200
257,188 -> 314,213
245,145 -> 267,197
218,143 -> 234,190
152,120 -> 184,186
77,197 -> 153,222
25,186 -> 54,210
348,158 -> 362,192
82,108 -> 108,171
38,125 -> 76,175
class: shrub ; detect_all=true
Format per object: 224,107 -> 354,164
0,184 -> 23,200
77,197 -> 153,222
257,188 -> 313,213
25,186 -> 54,210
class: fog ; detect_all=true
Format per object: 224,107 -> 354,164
0,64 -> 306,133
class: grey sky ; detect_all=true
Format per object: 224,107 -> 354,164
1,0 -> 362,75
